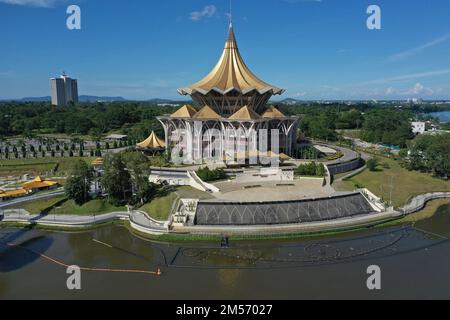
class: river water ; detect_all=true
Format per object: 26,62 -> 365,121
0,205 -> 449,300
428,111 -> 450,123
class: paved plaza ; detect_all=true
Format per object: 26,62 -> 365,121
211,178 -> 337,202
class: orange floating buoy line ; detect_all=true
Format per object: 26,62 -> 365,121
3,242 -> 163,277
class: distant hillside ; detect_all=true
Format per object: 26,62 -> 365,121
1,96 -> 190,104
17,96 -> 127,102
21,96 -> 51,102
78,95 -> 126,102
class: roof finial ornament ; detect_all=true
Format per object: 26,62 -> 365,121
229,0 -> 233,27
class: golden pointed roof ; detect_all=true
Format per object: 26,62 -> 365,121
193,105 -> 222,120
22,176 -> 44,187
170,105 -> 198,118
262,106 -> 286,118
137,131 -> 166,149
228,105 -> 261,121
178,23 -> 284,96
22,176 -> 58,190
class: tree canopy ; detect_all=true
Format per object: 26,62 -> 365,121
0,101 -> 179,141
65,159 -> 94,205
404,133 -> 450,178
102,154 -> 133,206
360,110 -> 413,147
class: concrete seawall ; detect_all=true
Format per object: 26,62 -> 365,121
401,192 -> 450,215
2,192 -> 449,238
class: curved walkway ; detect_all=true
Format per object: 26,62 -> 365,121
401,192 -> 450,215
2,192 -> 449,237
0,209 -> 168,235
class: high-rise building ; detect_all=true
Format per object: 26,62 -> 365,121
50,73 -> 79,106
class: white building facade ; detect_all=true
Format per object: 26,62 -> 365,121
158,23 -> 299,166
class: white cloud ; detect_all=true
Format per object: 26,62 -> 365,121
0,0 -> 62,7
388,34 -> 450,62
385,87 -> 395,95
190,5 -> 217,21
385,83 -> 434,97
406,82 -> 434,95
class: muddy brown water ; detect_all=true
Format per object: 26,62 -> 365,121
0,204 -> 449,300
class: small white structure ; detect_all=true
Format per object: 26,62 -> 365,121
412,122 -> 426,135
172,199 -> 199,226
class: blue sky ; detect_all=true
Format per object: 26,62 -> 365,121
1,0 -> 450,100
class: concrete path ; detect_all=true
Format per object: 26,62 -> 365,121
0,209 -> 168,233
212,179 -> 336,202
0,189 -> 65,209
401,192 -> 450,214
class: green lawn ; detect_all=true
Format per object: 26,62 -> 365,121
0,159 -> 56,177
140,192 -> 178,221
8,196 -> 125,216
0,157 -> 96,177
335,157 -> 450,207
176,186 -> 215,200
57,157 -> 96,174
8,196 -> 67,215
50,198 -> 126,216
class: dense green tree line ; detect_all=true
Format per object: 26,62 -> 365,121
282,104 -> 415,147
0,101 -> 179,140
1,101 -> 446,150
295,162 -> 326,177
402,133 -> 450,178
360,110 -> 413,147
196,167 -> 227,182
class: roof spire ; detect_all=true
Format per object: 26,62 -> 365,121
229,0 -> 233,26
226,11 -> 236,47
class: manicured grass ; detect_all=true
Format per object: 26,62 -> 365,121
140,192 -> 179,221
57,157 -> 96,174
8,196 -> 67,215
0,159 -> 56,176
8,196 -> 125,216
0,157 -> 96,177
176,186 -> 215,200
50,198 -> 126,216
335,157 -> 450,208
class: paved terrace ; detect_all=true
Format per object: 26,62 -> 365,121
211,178 -> 338,202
